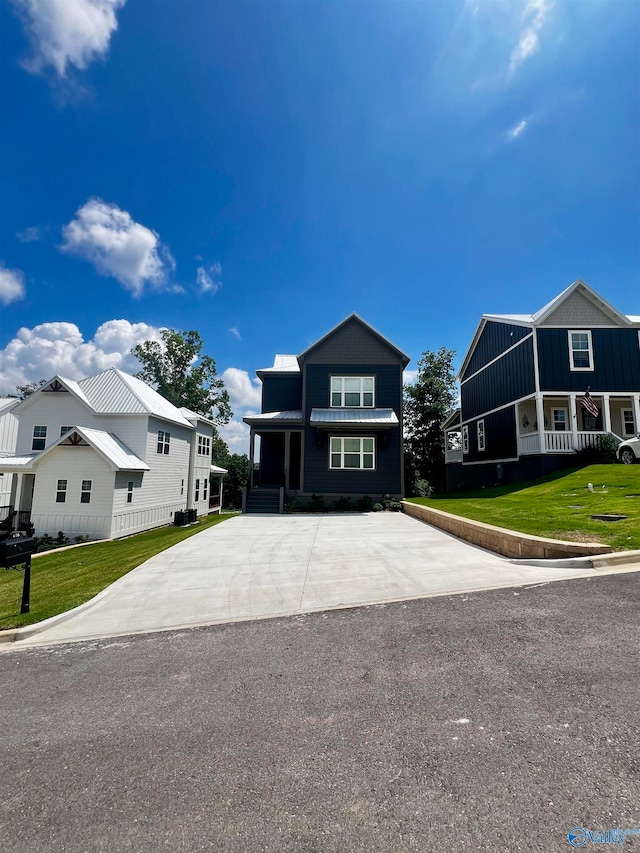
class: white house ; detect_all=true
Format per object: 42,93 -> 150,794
0,398 -> 20,505
0,369 -> 226,540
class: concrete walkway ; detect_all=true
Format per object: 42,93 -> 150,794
11,513 -> 600,647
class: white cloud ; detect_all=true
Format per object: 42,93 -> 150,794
61,199 -> 176,298
0,318 -> 162,394
222,367 -> 262,410
16,226 -> 40,242
510,0 -> 551,74
506,118 -> 528,141
228,327 -> 241,341
403,369 -> 418,385
216,417 -> 252,455
11,0 -> 126,78
197,263 -> 222,294
0,264 -> 26,305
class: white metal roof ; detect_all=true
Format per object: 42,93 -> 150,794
0,455 -> 36,471
0,398 -> 20,414
310,408 -> 399,425
77,369 -> 193,427
210,464 -> 228,475
33,426 -> 150,471
256,354 -> 301,374
179,406 -> 216,426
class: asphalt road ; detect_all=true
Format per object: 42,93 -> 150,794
1,573 -> 639,853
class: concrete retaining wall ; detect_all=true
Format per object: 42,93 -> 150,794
402,501 -> 612,559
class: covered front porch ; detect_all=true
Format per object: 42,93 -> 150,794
516,393 -> 640,455
243,411 -> 305,491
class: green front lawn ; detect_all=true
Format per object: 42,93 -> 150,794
408,465 -> 640,552
0,512 -> 238,631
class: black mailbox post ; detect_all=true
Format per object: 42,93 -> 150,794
1,533 -> 35,614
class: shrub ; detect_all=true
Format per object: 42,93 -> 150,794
75,535 -> 90,544
356,495 -> 374,512
372,503 -> 383,512
575,434 -> 619,465
308,494 -> 325,512
332,496 -> 352,512
284,491 -> 301,514
412,478 -> 433,498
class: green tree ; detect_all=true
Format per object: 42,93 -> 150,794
223,454 -> 250,509
132,329 -> 232,424
404,347 -> 457,495
10,379 -> 47,400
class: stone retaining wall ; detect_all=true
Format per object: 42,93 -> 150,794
402,501 -> 612,559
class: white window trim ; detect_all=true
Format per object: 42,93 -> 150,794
330,376 -> 375,408
56,479 -> 67,503
622,409 -> 635,436
568,330 -> 594,372
462,425 -> 469,454
552,407 -> 568,432
157,430 -> 171,455
32,425 -> 47,451
329,436 -> 376,470
127,481 -> 134,504
477,420 -> 485,452
195,478 -> 200,501
80,480 -> 92,504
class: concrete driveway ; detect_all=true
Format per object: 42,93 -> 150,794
13,513 -> 599,647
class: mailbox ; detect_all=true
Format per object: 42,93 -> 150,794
0,533 -> 35,568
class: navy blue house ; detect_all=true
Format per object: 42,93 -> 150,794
243,315 -> 410,512
445,280 -> 640,491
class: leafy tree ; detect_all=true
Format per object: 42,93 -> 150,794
132,329 -> 232,424
404,347 -> 457,495
10,379 -> 47,400
211,429 -> 231,468
223,454 -> 250,509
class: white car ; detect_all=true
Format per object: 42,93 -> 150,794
618,435 -> 640,464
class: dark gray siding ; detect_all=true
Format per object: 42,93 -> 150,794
538,328 -> 640,391
261,374 -> 302,412
461,337 -> 535,421
447,454 -> 576,492
462,322 -> 531,379
464,406 -> 517,463
304,318 -> 403,365
302,363 -> 403,495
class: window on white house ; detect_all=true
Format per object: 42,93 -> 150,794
181,479 -> 184,495
81,480 -> 92,504
198,435 -> 211,456
127,481 -> 134,504
60,426 -> 73,436
462,425 -> 469,454
203,478 -> 208,501
622,410 -> 635,436
195,478 -> 200,501
552,409 -> 568,431
157,430 -> 170,454
477,420 -> 486,452
329,437 -> 375,469
56,479 -> 67,503
569,331 -> 594,371
32,425 -> 47,451
330,377 -> 375,408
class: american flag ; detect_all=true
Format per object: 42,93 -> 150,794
580,389 -> 599,418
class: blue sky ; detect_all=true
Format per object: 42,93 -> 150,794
1,0 -> 638,450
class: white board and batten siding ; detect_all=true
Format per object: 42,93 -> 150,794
0,401 -> 19,505
30,445 -> 115,539
111,417 -> 192,537
193,421 -> 215,516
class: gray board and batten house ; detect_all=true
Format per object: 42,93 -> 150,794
444,279 -> 640,491
243,314 -> 410,512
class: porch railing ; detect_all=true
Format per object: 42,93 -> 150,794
517,433 -> 541,456
0,506 -> 33,538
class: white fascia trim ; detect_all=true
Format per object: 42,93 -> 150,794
460,333 -> 533,385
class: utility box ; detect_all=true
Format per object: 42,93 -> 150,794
174,510 -> 186,526
0,534 -> 35,568
187,509 -> 197,524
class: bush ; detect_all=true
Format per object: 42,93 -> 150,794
575,434 -> 619,465
75,535 -> 90,544
308,494 -> 325,512
412,478 -> 433,498
284,491 -> 301,514
356,495 -> 374,512
332,496 -> 352,512
372,503 -> 383,512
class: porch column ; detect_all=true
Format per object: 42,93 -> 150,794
602,394 -> 611,434
535,395 -> 546,453
249,430 -> 255,484
284,431 -> 290,489
633,395 -> 640,437
14,473 -> 24,511
569,395 -> 578,449
219,477 -> 224,512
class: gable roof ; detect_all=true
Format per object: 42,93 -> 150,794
298,314 -> 411,367
0,398 -> 20,415
13,368 -> 193,428
256,354 -> 301,377
459,279 -> 638,379
36,426 -> 150,471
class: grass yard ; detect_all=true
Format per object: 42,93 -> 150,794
408,465 -> 640,552
0,512 -> 237,631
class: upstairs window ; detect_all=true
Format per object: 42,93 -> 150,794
32,425 -> 47,451
127,481 -> 134,504
81,480 -> 92,503
60,426 -> 73,436
198,435 -> 211,456
56,479 -> 67,503
462,425 -> 469,454
569,331 -> 594,371
330,377 -> 375,408
157,430 -> 171,454
330,437 -> 375,470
